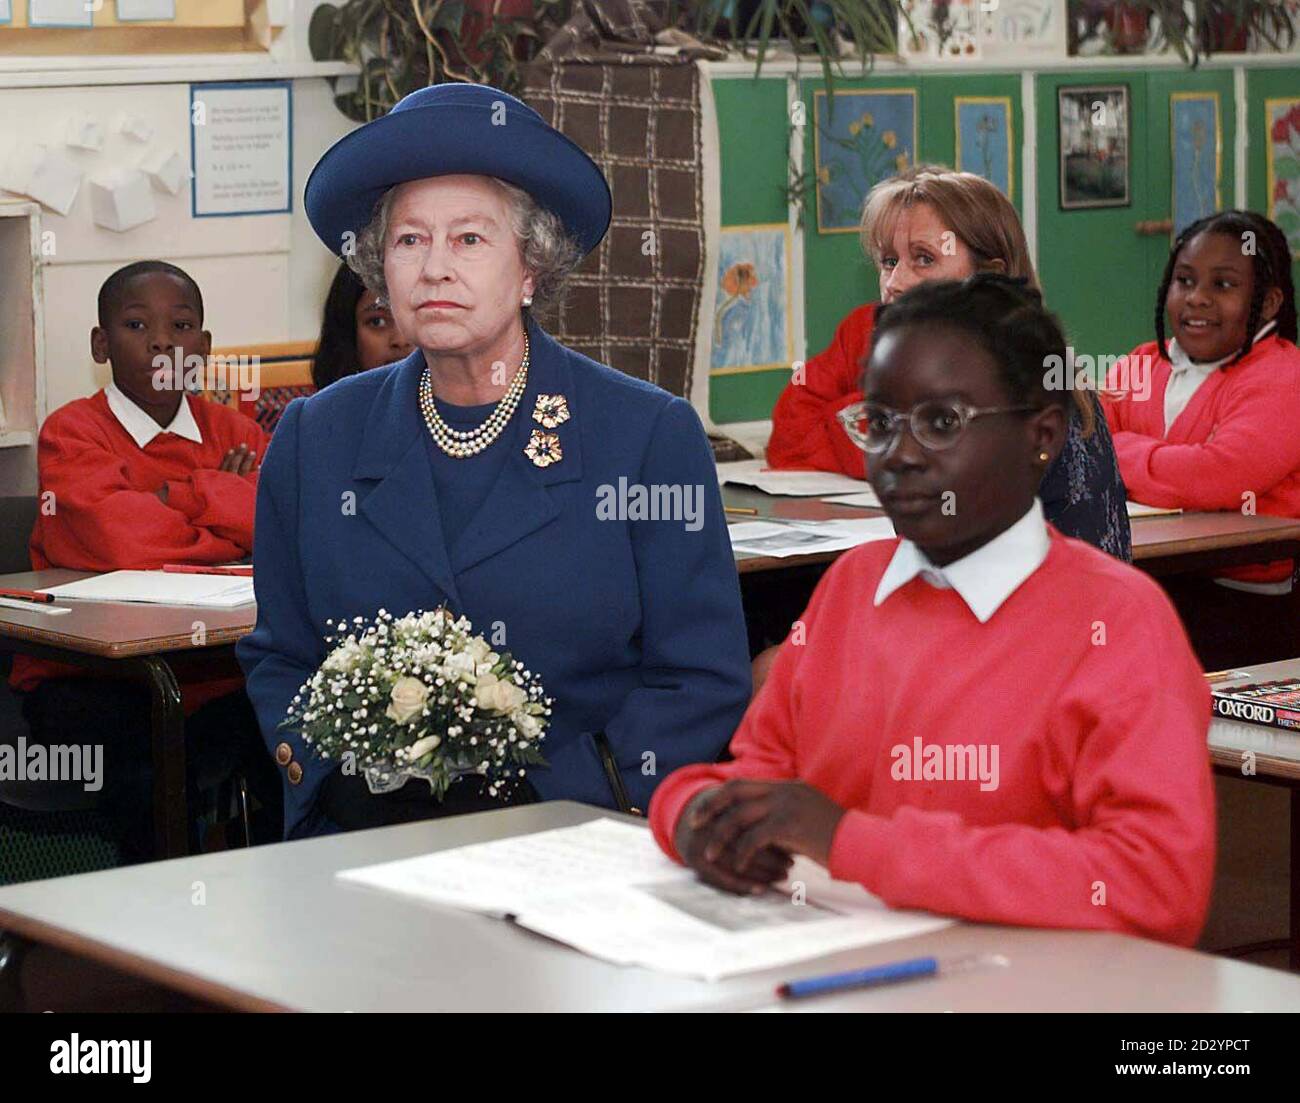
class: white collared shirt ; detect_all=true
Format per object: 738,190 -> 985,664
1163,320 -> 1277,435
105,381 -> 203,449
874,498 -> 1050,623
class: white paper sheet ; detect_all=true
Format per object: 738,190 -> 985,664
39,570 -> 254,607
718,459 -> 869,497
1126,500 -> 1182,518
28,0 -> 92,27
0,0 -> 13,24
728,517 -> 896,558
822,488 -> 883,509
116,0 -> 175,20
338,819 -> 950,980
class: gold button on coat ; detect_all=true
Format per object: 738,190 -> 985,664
286,762 -> 304,785
275,742 -> 293,766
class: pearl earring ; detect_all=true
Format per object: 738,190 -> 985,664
522,293 -> 533,308
1038,451 -> 1050,463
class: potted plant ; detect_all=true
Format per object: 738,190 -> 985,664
310,2 -> 903,121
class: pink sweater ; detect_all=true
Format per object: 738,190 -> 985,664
649,530 -> 1216,946
1103,333 -> 1300,583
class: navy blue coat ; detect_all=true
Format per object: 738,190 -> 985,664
236,318 -> 752,838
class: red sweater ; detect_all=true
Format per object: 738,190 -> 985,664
1102,334 -> 1300,584
649,530 -> 1216,946
10,391 -> 266,710
767,303 -> 874,477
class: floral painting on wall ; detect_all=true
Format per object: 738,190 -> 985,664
1171,93 -> 1221,239
955,96 -> 1014,200
710,224 -> 794,375
813,89 -> 918,234
1267,98 -> 1300,257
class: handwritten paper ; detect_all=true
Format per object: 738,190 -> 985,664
338,819 -> 950,980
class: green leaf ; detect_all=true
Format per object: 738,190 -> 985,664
308,3 -> 341,61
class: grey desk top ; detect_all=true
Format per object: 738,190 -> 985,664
0,569 -> 255,657
0,801 -> 1297,1012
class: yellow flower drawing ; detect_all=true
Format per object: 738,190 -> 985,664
882,130 -> 897,149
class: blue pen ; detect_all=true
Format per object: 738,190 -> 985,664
777,953 -> 1008,1000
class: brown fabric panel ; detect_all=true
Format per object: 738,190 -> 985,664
523,58 -> 706,402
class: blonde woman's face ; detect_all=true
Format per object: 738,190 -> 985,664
877,202 -> 979,304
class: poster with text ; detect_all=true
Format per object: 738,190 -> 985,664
191,81 -> 292,218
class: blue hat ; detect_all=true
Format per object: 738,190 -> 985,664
305,83 -> 611,258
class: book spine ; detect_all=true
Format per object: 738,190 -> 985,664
1211,693 -> 1300,734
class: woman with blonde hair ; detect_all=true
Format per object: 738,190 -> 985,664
768,165 -> 1130,560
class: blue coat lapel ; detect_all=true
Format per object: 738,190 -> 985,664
350,320 -> 586,595
450,317 -> 585,575
351,351 -> 463,609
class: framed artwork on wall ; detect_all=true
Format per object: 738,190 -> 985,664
955,96 -> 1014,200
1058,84 -> 1130,210
1266,98 -> 1300,256
1171,92 -> 1221,239
813,88 -> 918,234
709,223 -> 795,375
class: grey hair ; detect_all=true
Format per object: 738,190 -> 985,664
345,177 -> 583,318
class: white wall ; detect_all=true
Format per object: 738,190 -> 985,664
0,2 -> 357,496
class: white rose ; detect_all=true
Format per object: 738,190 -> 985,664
442,652 -> 478,683
400,733 -> 442,762
385,676 -> 430,724
465,637 -> 492,664
515,711 -> 542,738
476,674 -> 527,713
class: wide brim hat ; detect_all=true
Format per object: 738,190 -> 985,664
305,82 -> 611,258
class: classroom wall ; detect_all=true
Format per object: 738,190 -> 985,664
0,0 -> 354,498
708,58 -> 1300,429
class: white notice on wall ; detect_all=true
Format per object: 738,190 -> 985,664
190,81 -> 292,218
0,0 -> 13,26
28,0 -> 93,27
117,0 -> 177,20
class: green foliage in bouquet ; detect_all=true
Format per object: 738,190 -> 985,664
280,608 -> 550,800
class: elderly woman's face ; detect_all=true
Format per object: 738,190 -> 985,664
383,174 -> 535,358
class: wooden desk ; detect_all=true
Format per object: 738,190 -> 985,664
0,801 -> 1297,1012
724,484 -> 1300,577
0,570 -> 257,859
1208,659 -> 1300,970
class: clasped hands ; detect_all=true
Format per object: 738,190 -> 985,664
674,778 -> 847,896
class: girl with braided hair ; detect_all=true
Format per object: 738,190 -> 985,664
1102,209 -> 1300,668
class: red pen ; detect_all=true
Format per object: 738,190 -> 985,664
0,587 -> 55,604
161,564 -> 254,577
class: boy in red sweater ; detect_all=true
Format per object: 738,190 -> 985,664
651,277 -> 1215,946
1102,211 -> 1300,668
8,261 -> 280,860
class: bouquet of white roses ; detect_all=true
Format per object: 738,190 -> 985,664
280,608 -> 550,799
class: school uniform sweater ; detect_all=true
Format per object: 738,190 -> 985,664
9,388 -> 267,711
766,302 -> 1132,559
649,509 -> 1216,947
1102,333 -> 1300,584
767,303 -> 875,477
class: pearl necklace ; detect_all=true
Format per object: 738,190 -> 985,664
418,333 -> 530,458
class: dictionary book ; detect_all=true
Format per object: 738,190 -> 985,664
1211,679 -> 1300,733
